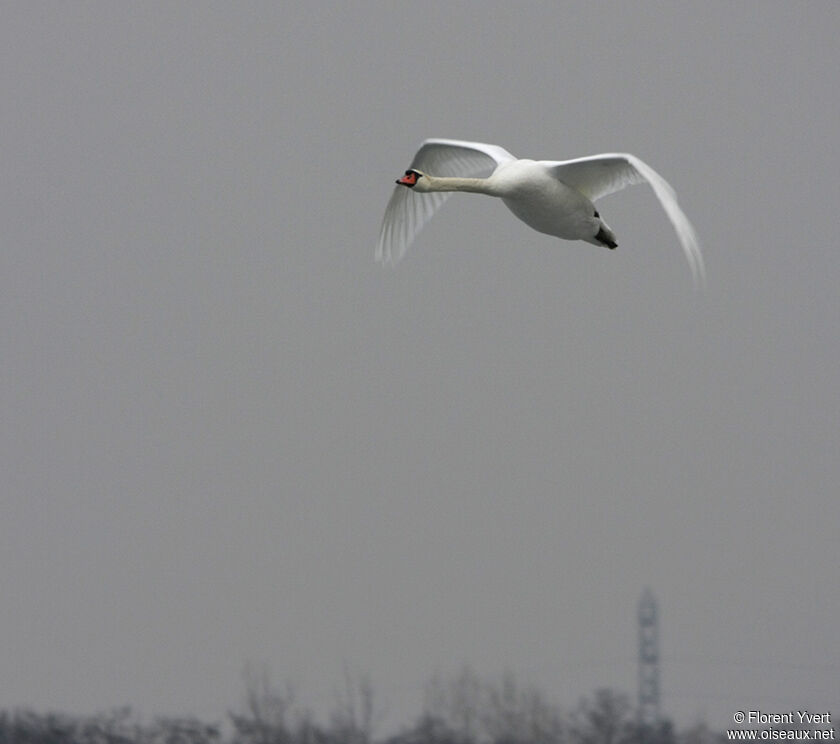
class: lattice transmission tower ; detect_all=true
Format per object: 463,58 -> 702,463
638,588 -> 660,728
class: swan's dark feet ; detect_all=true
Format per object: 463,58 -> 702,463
596,226 -> 618,249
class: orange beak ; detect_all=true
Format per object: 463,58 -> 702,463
397,171 -> 418,186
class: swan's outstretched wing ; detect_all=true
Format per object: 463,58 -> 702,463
541,153 -> 706,287
376,139 -> 516,265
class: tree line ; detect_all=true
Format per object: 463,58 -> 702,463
0,667 -> 730,744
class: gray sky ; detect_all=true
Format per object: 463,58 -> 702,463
1,1 -> 838,734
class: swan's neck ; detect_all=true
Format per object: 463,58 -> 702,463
423,175 -> 498,196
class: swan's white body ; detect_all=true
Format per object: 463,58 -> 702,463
376,138 -> 705,287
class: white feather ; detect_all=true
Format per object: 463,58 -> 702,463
540,153 -> 705,286
376,139 -> 514,265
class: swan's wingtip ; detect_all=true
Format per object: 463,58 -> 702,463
374,246 -> 399,267
689,258 -> 707,291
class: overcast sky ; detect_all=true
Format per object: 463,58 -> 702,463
1,1 -> 838,735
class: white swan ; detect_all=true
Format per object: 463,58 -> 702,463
376,138 -> 705,287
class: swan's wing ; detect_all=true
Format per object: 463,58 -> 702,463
541,153 -> 706,287
376,139 -> 516,265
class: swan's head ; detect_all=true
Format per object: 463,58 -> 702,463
396,169 -> 426,190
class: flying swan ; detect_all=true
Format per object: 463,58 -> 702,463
376,138 -> 705,287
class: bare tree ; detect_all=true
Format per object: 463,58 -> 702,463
328,664 -> 381,744
481,672 -> 566,744
423,666 -> 483,744
145,718 -> 220,744
229,664 -> 299,744
568,689 -> 634,744
76,708 -> 137,744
